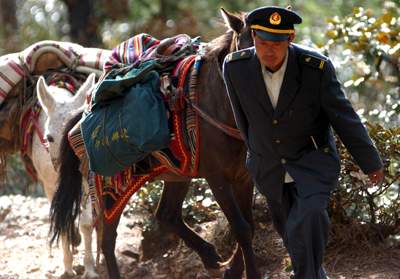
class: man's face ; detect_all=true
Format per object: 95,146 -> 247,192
252,31 -> 293,72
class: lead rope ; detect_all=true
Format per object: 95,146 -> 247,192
214,55 -> 225,81
235,34 -> 239,52
183,56 -> 243,141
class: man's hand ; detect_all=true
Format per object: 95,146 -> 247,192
367,168 -> 384,185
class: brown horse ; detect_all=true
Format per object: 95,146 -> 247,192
50,9 -> 260,279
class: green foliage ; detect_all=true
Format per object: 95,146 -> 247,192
124,179 -> 219,225
0,0 -> 68,55
181,179 -> 220,224
323,3 -> 399,126
0,0 -> 391,52
331,124 -> 399,229
0,154 -> 43,196
323,3 -> 399,239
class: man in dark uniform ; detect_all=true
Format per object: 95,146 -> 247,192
222,6 -> 384,279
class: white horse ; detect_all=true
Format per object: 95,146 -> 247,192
35,73 -> 98,278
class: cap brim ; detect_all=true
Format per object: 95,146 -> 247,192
254,30 -> 289,42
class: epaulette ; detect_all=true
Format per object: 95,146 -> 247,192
226,49 -> 252,63
300,53 -> 327,70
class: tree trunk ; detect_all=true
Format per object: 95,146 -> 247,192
159,0 -> 178,20
61,0 -> 101,47
102,0 -> 129,21
0,0 -> 18,53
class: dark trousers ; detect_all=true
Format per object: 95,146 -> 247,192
267,182 -> 330,279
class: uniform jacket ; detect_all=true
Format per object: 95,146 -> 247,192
223,43 -> 383,201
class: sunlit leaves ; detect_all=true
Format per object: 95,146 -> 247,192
0,154 -> 42,196
124,179 -> 219,225
5,0 -> 68,52
321,3 -> 399,236
323,2 -> 399,127
332,123 -> 400,227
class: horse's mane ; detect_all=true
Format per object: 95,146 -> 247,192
203,31 -> 235,62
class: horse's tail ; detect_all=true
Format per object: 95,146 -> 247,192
49,111 -> 83,247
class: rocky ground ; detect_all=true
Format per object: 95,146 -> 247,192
0,194 -> 399,279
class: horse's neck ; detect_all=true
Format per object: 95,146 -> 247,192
200,54 -> 236,127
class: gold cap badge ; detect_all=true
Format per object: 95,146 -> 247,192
269,12 -> 281,25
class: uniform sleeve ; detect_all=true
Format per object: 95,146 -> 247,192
320,59 -> 383,174
222,58 -> 249,148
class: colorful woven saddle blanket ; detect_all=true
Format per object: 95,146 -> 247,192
69,33 -> 203,223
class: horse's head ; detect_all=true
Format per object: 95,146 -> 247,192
204,8 -> 253,66
36,73 -> 95,166
220,8 -> 253,51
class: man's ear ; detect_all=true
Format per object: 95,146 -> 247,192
251,30 -> 256,40
289,33 -> 296,43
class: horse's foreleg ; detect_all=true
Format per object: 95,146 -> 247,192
155,181 -> 224,272
79,193 -> 98,279
101,214 -> 122,279
61,233 -> 75,277
206,175 -> 260,279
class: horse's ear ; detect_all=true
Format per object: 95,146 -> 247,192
220,7 -> 244,34
37,76 -> 56,114
72,73 -> 96,107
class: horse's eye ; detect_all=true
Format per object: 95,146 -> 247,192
46,135 -> 55,143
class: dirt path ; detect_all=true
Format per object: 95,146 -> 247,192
0,195 -> 399,278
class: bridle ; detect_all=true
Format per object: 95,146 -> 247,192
184,30 -> 249,141
20,70 -> 84,164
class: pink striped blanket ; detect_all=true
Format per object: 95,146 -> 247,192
0,40 -> 111,104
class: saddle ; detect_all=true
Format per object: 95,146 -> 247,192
68,33 -> 202,223
75,33 -> 200,177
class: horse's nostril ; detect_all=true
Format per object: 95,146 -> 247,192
47,135 -> 55,143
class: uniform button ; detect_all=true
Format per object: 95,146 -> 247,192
281,158 -> 287,164
323,147 -> 330,153
275,139 -> 281,144
272,119 -> 278,125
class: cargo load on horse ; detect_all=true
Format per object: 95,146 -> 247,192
77,34 -> 203,177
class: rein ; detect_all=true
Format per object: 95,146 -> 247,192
21,71 -> 83,154
186,97 -> 243,140
184,53 -> 243,141
28,102 -> 49,151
